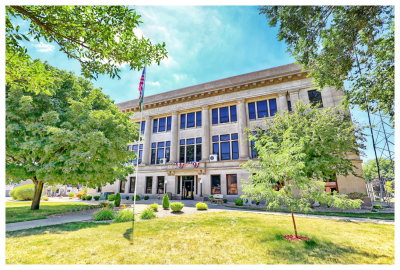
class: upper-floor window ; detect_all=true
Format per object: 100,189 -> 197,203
248,98 -> 277,120
153,116 -> 172,133
135,121 -> 145,134
151,141 -> 170,164
308,90 -> 323,108
180,111 -> 202,129
128,144 -> 143,164
179,137 -> 202,162
212,133 -> 239,161
212,105 -> 237,125
287,100 -> 292,112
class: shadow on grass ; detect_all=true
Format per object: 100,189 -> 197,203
6,222 -> 111,238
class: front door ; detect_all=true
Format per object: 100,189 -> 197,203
182,176 -> 195,200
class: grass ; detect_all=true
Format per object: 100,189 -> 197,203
6,211 -> 394,264
6,202 -> 98,223
227,206 -> 394,220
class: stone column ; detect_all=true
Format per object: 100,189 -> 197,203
278,93 -> 288,112
170,111 -> 179,163
237,100 -> 249,159
142,116 -> 152,165
201,106 -> 210,161
289,91 -> 300,110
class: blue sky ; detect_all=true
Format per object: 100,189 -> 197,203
12,5 -> 392,164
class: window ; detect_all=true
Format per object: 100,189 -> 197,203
157,176 -> 165,194
248,98 -> 277,120
180,111 -> 202,129
212,133 -> 239,160
129,144 -> 143,164
211,175 -> 221,194
179,137 -> 202,162
119,180 -> 126,193
250,140 -> 258,158
287,100 -> 292,112
211,106 -> 237,125
153,116 -> 172,133
227,174 -> 238,195
135,121 -> 145,134
129,177 -> 136,193
151,141 -> 170,164
308,90 -> 323,108
145,177 -> 153,194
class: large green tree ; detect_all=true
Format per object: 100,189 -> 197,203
363,158 -> 394,180
260,6 -> 394,122
6,5 -> 167,80
6,59 -> 138,210
242,102 -> 364,238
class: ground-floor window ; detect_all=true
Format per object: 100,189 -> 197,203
226,174 -> 238,195
157,176 -> 165,194
119,180 -> 126,193
211,175 -> 221,194
129,177 -> 136,193
145,176 -> 153,194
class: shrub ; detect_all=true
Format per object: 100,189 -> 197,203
140,208 -> 156,219
41,195 -> 49,201
132,195 -> 141,201
99,202 -> 108,207
86,195 -> 92,201
149,203 -> 159,212
125,195 -> 130,200
373,204 -> 383,209
170,202 -> 184,212
114,208 -> 135,223
76,190 -> 87,199
234,199 -> 243,206
223,198 -> 227,203
93,208 -> 115,221
144,195 -> 149,200
82,196 -> 86,200
108,194 -> 116,201
162,193 -> 170,209
10,184 -> 35,201
107,203 -> 115,208
196,202 -> 208,210
347,192 -> 368,200
93,195 -> 100,201
68,192 -> 75,199
115,193 -> 121,207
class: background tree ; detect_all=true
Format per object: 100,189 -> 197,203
6,5 -> 167,80
260,6 -> 394,122
362,158 -> 394,180
6,59 -> 138,210
242,102 -> 364,239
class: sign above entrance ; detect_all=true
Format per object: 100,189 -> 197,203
173,162 -> 200,169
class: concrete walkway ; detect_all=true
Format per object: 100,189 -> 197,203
6,201 -> 393,232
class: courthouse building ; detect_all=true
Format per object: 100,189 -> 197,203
104,63 -> 367,200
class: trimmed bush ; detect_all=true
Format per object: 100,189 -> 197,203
114,208 -> 135,223
144,195 -> 149,200
82,196 -> 86,200
85,195 -> 92,201
68,192 -> 75,199
234,199 -> 243,206
93,208 -> 115,221
140,208 -> 156,219
93,195 -> 100,201
223,198 -> 227,203
125,195 -> 130,200
373,204 -> 383,209
132,195 -> 141,201
41,196 -> 49,201
108,194 -> 116,201
149,203 -> 159,212
115,193 -> 121,207
196,202 -> 208,210
162,193 -> 170,210
10,184 -> 35,201
76,190 -> 86,199
170,202 -> 184,212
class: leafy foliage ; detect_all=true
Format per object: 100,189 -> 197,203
93,208 -> 115,221
162,194 -> 170,209
67,192 -> 75,198
114,208 -> 135,223
149,203 -> 159,212
196,202 -> 208,210
41,196 -> 49,201
9,184 -> 35,201
114,193 -> 121,207
108,194 -> 116,201
139,208 -> 156,220
260,6 -> 394,121
170,202 -> 184,212
362,158 -> 394,180
234,199 -> 243,206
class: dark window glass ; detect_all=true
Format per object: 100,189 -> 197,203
212,135 -> 219,142
221,142 -> 230,160
151,143 -> 156,148
151,149 -> 156,164
186,145 -> 195,162
179,146 -> 185,162
287,100 -> 292,112
212,143 -> 219,155
187,112 -> 195,128
231,133 -> 238,140
129,177 -> 136,193
196,111 -> 202,127
166,141 -> 170,147
158,117 -> 166,132
251,140 -> 258,158
219,107 -> 229,123
248,102 -> 256,120
145,177 -> 153,194
153,119 -> 158,133
180,139 -> 185,145
119,180 -> 126,193
232,141 -> 239,160
139,144 -> 143,149
212,109 -> 218,124
157,148 -> 165,163
196,137 -> 202,143
157,176 -> 164,194
138,150 -> 143,163
227,174 -> 238,195
269,99 -> 277,116
133,145 -> 138,151
257,100 -> 268,118
230,105 -> 237,122
220,134 -> 230,141
187,138 -> 195,144
211,175 -> 221,194
177,177 -> 181,194
167,116 -> 172,131
157,142 -> 165,148
180,114 -> 186,129
308,90 -> 323,108
196,144 -> 202,161
165,147 -> 170,162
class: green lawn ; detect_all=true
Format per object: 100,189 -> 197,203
6,202 -> 98,223
6,211 -> 394,264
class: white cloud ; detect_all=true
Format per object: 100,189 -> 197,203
173,73 -> 187,82
147,81 -> 160,87
33,42 -> 55,53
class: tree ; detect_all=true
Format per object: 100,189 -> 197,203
363,158 -> 394,180
6,58 -> 138,210
162,193 -> 170,210
6,5 -> 167,80
115,193 -> 121,207
241,102 -> 364,239
260,6 -> 394,122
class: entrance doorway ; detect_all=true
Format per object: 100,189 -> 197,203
181,176 -> 195,200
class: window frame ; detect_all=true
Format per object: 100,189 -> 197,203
211,105 -> 237,125
157,176 -> 165,194
150,141 -> 171,164
248,98 -> 278,120
129,177 -> 136,193
212,133 -> 239,161
211,175 -> 221,195
179,137 -> 202,162
119,180 -> 126,193
153,116 -> 172,133
226,174 -> 238,195
180,111 -> 202,129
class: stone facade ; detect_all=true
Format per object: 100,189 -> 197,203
111,63 -> 367,200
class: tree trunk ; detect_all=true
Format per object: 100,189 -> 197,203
291,210 -> 298,238
31,178 -> 44,210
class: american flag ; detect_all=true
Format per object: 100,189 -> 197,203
138,67 -> 146,111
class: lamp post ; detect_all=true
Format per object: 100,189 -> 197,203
200,179 -> 203,197
164,179 -> 168,194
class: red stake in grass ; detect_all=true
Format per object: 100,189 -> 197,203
291,210 -> 298,238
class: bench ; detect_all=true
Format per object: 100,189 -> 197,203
210,194 -> 224,204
